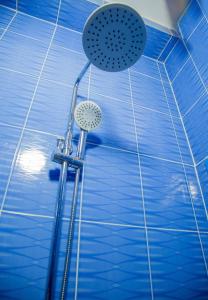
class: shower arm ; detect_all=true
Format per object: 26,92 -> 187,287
64,60 -> 91,155
46,61 -> 91,300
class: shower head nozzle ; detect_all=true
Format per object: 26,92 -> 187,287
74,101 -> 102,132
82,3 -> 146,72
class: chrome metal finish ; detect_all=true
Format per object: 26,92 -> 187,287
52,152 -> 84,169
46,62 -> 90,300
60,130 -> 87,300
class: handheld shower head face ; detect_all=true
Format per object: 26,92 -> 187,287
74,101 -> 102,132
82,3 -> 146,72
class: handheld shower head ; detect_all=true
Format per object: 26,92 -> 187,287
82,3 -> 146,72
74,101 -> 102,132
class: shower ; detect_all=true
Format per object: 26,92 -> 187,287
47,3 -> 147,300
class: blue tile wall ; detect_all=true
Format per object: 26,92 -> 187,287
0,4 -> 15,27
0,3 -> 208,300
179,0 -> 203,40
166,0 -> 208,213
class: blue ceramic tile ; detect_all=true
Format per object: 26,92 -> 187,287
86,93 -> 137,152
0,212 -> 53,300
82,146 -> 144,225
18,0 -> 60,23
130,71 -> 169,114
179,0 -> 203,40
27,79 -> 78,136
158,36 -> 178,62
158,62 -> 169,82
162,81 -> 179,118
165,39 -> 190,82
187,17 -> 208,87
197,162 -> 208,217
135,106 -> 181,162
58,0 -> 98,32
144,25 -> 171,59
53,25 -> 83,54
172,117 -> 193,165
77,222 -> 152,300
90,66 -> 131,103
42,44 -> 89,89
185,165 -> 208,232
184,93 -> 208,164
4,130 -> 74,216
0,0 -> 16,9
131,55 -> 160,79
173,58 -> 206,116
0,30 -> 49,76
149,229 -> 208,300
9,12 -> 55,42
0,124 -> 21,207
198,0 -> 208,20
0,4 -> 15,28
0,68 -> 37,126
141,156 -> 198,230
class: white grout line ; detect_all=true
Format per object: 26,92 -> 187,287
164,62 -> 208,219
74,166 -> 85,300
3,209 -> 208,234
186,16 -> 204,41
2,209 -> 54,219
171,57 -> 190,83
196,155 -> 208,167
183,91 -> 207,118
178,0 -> 193,25
131,69 -> 161,82
140,153 -> 193,167
128,68 -> 154,300
0,11 -> 17,41
142,54 -> 159,63
80,219 -> 208,234
157,35 -> 172,61
164,39 -> 179,64
0,2 -> 62,216
160,61 -> 208,275
197,0 -> 208,24
163,63 -> 208,275
0,117 -> 194,167
178,26 -> 208,95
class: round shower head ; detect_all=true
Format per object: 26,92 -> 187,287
82,3 -> 146,72
74,101 -> 102,132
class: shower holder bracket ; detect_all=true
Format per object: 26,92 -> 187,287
52,152 -> 84,169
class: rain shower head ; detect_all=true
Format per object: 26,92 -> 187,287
74,101 -> 102,131
82,3 -> 147,72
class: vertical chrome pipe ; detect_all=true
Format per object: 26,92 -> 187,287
46,62 -> 90,300
60,130 -> 87,300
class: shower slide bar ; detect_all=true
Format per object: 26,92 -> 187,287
46,61 -> 91,300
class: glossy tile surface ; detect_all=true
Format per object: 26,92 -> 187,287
77,222 -> 152,300
0,30 -> 49,76
134,106 -> 181,162
0,68 -> 37,126
9,12 -> 55,42
0,2 -> 207,300
149,229 -> 208,300
82,146 -> 144,225
130,70 -> 169,114
141,156 -> 197,230
172,58 -> 206,116
179,0 -> 203,40
0,5 -> 15,28
18,0 -> 60,23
